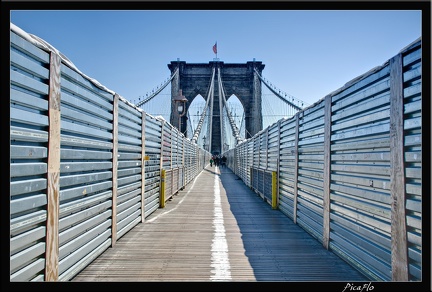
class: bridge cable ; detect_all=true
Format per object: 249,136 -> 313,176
135,67 -> 179,108
191,67 -> 216,144
186,110 -> 194,139
217,67 -> 244,145
254,68 -> 304,112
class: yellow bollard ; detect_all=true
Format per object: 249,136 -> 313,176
272,171 -> 278,209
160,169 -> 166,208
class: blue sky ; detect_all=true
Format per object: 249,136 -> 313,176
10,9 -> 422,107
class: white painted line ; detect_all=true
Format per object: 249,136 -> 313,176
210,168 -> 232,281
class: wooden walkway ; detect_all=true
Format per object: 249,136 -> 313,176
71,165 -> 369,283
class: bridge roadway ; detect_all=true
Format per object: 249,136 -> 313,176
71,165 -> 369,283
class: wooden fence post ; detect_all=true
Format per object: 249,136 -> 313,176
322,94 -> 332,250
389,53 -> 409,281
111,94 -> 119,247
45,52 -> 61,281
141,112 -> 146,222
293,113 -> 300,224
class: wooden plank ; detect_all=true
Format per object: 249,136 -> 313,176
322,94 -> 332,249
45,52 -> 61,281
389,53 -> 409,281
293,113 -> 300,223
275,120 -> 281,208
182,138 -> 185,188
71,166 -> 369,282
141,111 -> 146,222
111,94 -> 119,246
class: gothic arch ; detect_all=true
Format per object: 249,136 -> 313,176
168,60 -> 265,154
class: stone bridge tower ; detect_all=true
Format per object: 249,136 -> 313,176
168,60 -> 265,155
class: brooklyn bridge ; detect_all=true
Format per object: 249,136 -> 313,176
9,22 -> 424,284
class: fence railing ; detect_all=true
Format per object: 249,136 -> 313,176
10,24 -> 211,281
225,37 -> 422,282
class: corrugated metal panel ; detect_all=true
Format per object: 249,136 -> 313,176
184,141 -> 195,184
243,142 -> 248,182
184,142 -> 190,183
10,30 -> 51,281
237,142 -> 245,182
259,130 -> 267,169
144,114 -> 162,217
230,38 -> 422,282
164,170 -> 173,200
192,142 -> 197,181
296,102 -> 326,242
253,135 -> 260,170
161,124 -> 186,200
57,53 -> 114,281
401,42 -> 422,281
162,122 -> 172,169
278,117 -> 297,220
235,142 -> 244,182
251,168 -> 258,194
329,62 -> 393,281
247,139 -> 254,186
267,122 -> 279,171
172,168 -> 179,193
266,171 -> 274,203
116,101 -> 143,239
9,24 -> 214,282
171,128 -> 179,168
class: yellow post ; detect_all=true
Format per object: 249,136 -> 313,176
160,169 -> 166,208
272,171 -> 278,209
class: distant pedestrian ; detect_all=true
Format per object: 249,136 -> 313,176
210,157 -> 214,167
214,156 -> 220,167
221,155 -> 227,168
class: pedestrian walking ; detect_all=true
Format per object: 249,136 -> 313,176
214,156 -> 220,167
221,155 -> 227,168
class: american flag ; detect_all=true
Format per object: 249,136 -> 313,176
213,42 -> 217,54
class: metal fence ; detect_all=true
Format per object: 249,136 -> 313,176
225,37 -> 422,282
9,24 -> 210,281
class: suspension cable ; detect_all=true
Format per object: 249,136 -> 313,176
135,67 -> 179,108
191,67 -> 216,143
217,68 -> 243,145
254,68 -> 305,111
